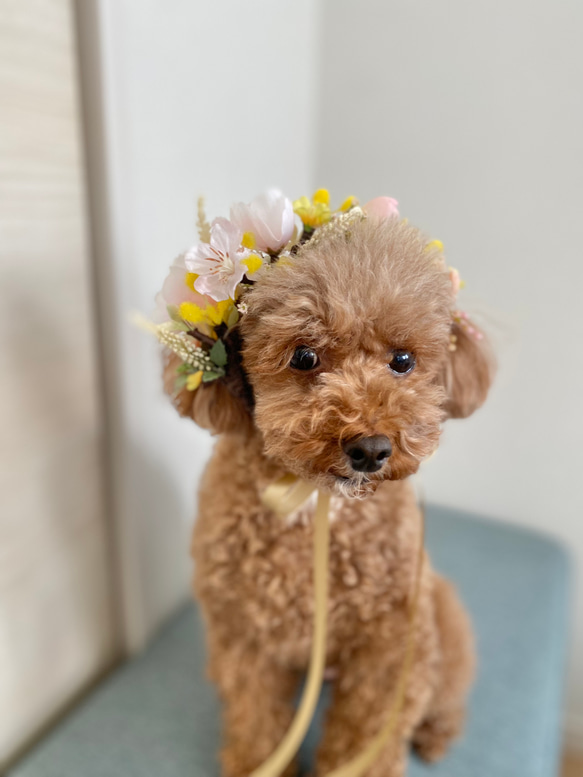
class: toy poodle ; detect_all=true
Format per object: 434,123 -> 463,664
161,200 -> 493,777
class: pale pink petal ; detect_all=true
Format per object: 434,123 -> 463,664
251,190 -> 284,247
257,190 -> 295,251
280,198 -> 295,238
230,189 -> 294,253
153,291 -> 170,323
194,262 -> 245,302
364,196 -> 400,220
449,267 -> 462,296
210,217 -> 242,256
153,264 -> 210,322
229,202 -> 254,235
184,243 -> 218,275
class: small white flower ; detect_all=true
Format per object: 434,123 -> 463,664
230,189 -> 295,254
184,217 -> 249,302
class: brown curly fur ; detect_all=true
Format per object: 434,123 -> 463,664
163,217 -> 494,776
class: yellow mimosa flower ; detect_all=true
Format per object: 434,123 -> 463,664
242,254 -> 264,275
293,190 -> 332,229
208,299 -> 234,325
184,272 -> 199,291
339,195 -> 358,212
241,231 -> 256,249
186,371 -> 204,391
313,189 -> 330,205
179,298 -> 234,328
293,189 -> 359,230
424,239 -> 444,254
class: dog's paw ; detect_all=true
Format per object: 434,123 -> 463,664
221,753 -> 297,777
412,708 -> 465,763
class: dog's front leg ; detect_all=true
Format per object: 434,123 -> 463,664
315,612 -> 438,777
207,638 -> 300,777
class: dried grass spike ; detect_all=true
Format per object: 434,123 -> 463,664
197,196 -> 211,243
304,206 -> 366,250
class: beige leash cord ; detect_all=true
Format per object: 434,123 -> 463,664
253,476 -> 425,777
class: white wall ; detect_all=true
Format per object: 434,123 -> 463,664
315,0 -> 583,748
76,0 -> 320,651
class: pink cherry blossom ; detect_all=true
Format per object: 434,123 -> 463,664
230,189 -> 295,253
184,217 -> 249,302
363,196 -> 400,220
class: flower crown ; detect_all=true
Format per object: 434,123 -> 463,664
143,189 -> 472,395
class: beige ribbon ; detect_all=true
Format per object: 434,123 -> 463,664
253,475 -> 424,777
251,478 -> 330,777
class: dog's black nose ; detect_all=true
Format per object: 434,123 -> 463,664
342,435 -> 392,473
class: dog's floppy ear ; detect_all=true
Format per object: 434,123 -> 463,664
441,317 -> 495,419
163,347 -> 253,435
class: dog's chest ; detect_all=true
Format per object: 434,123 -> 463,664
212,493 -> 415,662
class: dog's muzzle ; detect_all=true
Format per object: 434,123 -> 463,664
342,434 -> 392,473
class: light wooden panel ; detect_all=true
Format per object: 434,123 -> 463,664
0,0 -> 115,763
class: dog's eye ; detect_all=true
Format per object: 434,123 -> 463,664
388,350 -> 415,375
290,346 -> 320,371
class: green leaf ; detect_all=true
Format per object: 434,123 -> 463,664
209,339 -> 228,367
201,370 -> 221,383
176,363 -> 196,375
166,307 -> 189,331
167,304 -> 182,322
174,374 -> 188,390
226,307 -> 240,328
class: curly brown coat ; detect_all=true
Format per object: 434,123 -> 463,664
163,217 -> 494,777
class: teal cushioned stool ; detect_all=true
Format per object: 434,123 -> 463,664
10,506 -> 571,777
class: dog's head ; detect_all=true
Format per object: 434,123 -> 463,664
165,216 -> 493,497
